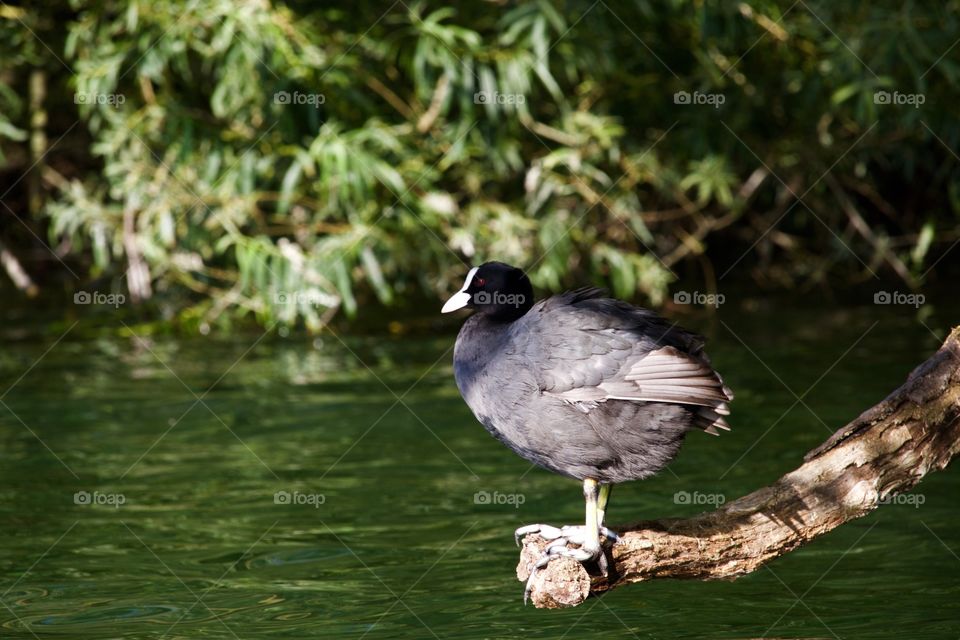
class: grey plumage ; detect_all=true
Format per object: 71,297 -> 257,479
452,286 -> 732,484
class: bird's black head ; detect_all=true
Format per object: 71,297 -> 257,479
441,261 -> 534,321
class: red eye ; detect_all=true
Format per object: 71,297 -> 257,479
475,278 -> 486,286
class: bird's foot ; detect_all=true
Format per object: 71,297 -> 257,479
515,524 -> 619,605
514,523 -> 619,548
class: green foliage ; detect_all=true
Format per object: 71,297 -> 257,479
2,1 -> 959,329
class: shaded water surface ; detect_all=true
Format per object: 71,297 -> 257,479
1,299 -> 958,638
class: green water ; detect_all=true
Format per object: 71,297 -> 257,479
1,299 -> 959,639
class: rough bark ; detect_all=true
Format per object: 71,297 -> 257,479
518,326 -> 960,609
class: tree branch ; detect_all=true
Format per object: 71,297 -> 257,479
518,326 -> 960,608
0,239 -> 39,297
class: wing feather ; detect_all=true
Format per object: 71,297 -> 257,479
522,293 -> 734,434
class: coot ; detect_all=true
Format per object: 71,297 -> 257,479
442,262 -> 733,601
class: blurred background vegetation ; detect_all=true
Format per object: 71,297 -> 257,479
1,0 -> 958,332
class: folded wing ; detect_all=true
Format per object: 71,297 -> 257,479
522,289 -> 733,434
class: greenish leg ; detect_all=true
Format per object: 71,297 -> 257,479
597,483 -> 612,529
582,478 -> 600,556
519,479 -> 619,602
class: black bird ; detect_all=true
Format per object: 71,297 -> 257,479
442,262 -> 733,601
